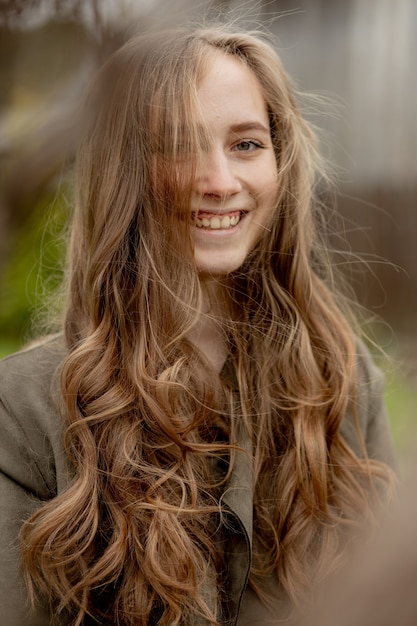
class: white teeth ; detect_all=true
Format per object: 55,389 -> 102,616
195,213 -> 241,230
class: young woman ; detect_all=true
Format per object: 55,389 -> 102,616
0,25 -> 396,626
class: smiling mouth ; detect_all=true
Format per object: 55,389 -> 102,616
192,210 -> 243,230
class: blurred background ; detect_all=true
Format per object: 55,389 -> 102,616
0,0 -> 416,464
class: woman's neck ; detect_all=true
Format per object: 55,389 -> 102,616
188,277 -> 230,373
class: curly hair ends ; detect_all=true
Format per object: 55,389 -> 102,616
20,24 -> 394,624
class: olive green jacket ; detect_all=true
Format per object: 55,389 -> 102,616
0,335 -> 396,625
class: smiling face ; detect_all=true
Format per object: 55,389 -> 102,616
189,51 -> 279,278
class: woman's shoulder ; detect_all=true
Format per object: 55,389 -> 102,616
0,333 -> 67,447
0,333 -> 67,389
0,334 -> 71,496
351,336 -> 386,425
340,336 -> 396,468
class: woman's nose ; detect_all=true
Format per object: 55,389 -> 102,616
194,150 -> 242,199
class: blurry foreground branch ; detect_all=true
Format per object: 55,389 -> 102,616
303,460 -> 417,626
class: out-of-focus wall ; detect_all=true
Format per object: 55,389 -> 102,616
262,0 -> 416,341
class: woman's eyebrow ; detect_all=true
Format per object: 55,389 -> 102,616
229,122 -> 270,134
165,122 -> 270,137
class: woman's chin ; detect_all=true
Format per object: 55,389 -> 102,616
195,257 -> 246,278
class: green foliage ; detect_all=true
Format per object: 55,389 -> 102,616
0,186 -> 68,352
0,337 -> 20,359
385,369 -> 417,461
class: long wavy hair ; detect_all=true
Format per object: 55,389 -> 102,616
21,25 -> 393,625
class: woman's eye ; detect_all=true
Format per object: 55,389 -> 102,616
234,140 -> 263,152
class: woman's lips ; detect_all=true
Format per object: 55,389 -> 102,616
191,210 -> 243,230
